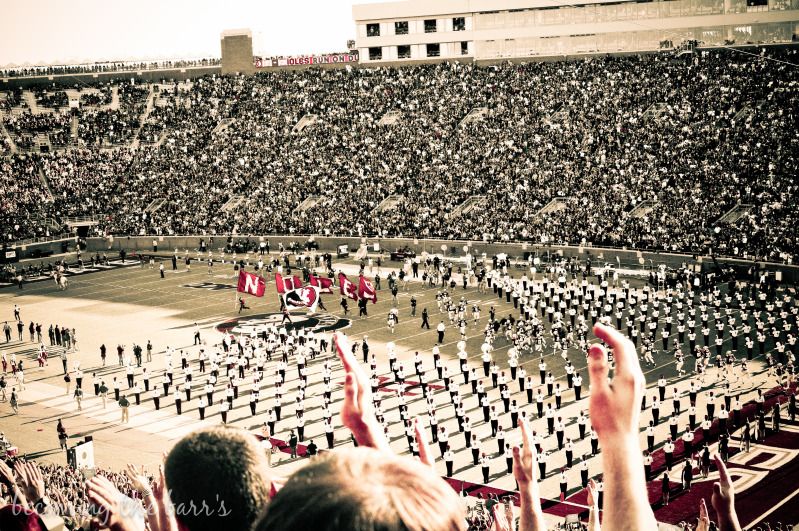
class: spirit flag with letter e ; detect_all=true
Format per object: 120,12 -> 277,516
284,286 -> 321,312
310,275 -> 334,294
358,275 -> 377,303
339,273 -> 358,300
237,270 -> 266,297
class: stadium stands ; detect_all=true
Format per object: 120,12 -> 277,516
0,48 -> 796,261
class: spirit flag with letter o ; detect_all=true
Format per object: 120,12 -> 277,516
310,275 -> 334,294
237,270 -> 266,297
358,275 -> 377,303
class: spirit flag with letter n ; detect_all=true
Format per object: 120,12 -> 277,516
237,270 -> 266,297
339,273 -> 358,300
358,275 -> 377,303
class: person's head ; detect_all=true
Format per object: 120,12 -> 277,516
165,426 -> 271,531
255,447 -> 464,531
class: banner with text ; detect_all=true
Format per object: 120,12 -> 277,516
255,52 -> 359,68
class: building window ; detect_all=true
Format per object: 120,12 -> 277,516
426,43 -> 440,57
395,21 -> 409,35
453,17 -> 466,31
369,47 -> 382,60
397,45 -> 411,59
366,23 -> 380,37
460,41 -> 469,55
424,19 -> 437,33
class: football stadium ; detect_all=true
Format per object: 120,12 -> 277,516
0,1 -> 798,530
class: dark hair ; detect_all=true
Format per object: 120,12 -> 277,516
254,447 -> 465,531
164,426 -> 271,531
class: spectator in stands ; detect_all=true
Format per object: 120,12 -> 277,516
254,447 -> 464,531
164,425 -> 273,531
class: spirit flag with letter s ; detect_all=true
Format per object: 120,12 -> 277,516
358,275 -> 377,303
237,270 -> 266,297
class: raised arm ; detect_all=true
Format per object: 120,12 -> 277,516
512,419 -> 547,531
333,332 -> 390,452
587,323 -> 657,530
711,454 -> 742,531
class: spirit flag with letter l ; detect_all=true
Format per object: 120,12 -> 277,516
237,270 -> 266,297
358,275 -> 377,303
339,273 -> 358,300
283,286 -> 321,312
310,275 -> 334,294
275,273 -> 303,294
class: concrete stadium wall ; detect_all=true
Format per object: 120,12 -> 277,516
0,67 -> 222,90
65,235 -> 799,283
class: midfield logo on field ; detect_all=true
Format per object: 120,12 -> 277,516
182,282 -> 236,291
215,312 -> 351,335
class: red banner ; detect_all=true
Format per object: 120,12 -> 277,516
339,273 -> 358,300
237,270 -> 265,297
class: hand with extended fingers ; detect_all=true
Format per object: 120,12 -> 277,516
587,323 -> 646,441
333,332 -> 390,452
696,498 -> 710,531
511,420 -> 546,531
711,454 -> 742,531
587,323 -> 657,531
86,474 -> 144,531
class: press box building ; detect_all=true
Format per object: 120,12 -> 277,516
352,0 -> 799,63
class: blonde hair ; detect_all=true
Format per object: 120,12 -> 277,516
254,447 -> 465,531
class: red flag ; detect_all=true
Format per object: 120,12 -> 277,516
237,270 -> 266,297
275,273 -> 302,294
358,275 -> 377,303
339,273 -> 358,300
274,272 -> 287,294
310,275 -> 334,294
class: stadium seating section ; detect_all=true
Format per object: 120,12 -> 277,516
0,49 -> 796,263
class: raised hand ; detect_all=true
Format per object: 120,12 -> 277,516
586,478 -> 597,509
124,464 -> 150,494
491,502 -> 514,531
333,332 -> 389,451
587,479 -> 601,531
511,420 -> 546,531
86,474 -> 144,531
696,498 -> 710,531
150,462 -> 177,531
587,323 -> 656,531
414,417 -> 434,467
14,461 -> 45,504
0,459 -> 28,509
711,454 -> 741,531
588,323 -> 645,441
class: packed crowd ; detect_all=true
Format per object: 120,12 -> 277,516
0,48 -> 795,262
0,154 -> 52,242
79,87 -> 114,107
0,58 -> 221,78
33,90 -> 68,109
